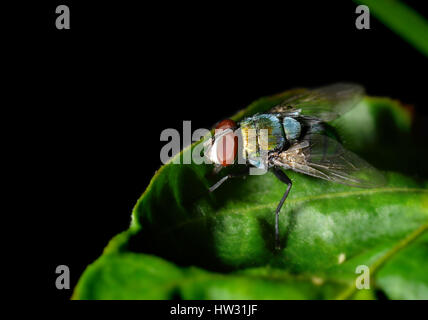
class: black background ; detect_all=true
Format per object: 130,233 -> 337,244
45,1 -> 428,301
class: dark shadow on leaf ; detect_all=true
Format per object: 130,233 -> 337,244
282,207 -> 300,250
375,289 -> 388,300
358,102 -> 428,180
256,206 -> 301,255
256,217 -> 275,254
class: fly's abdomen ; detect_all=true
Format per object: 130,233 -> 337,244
282,117 -> 301,142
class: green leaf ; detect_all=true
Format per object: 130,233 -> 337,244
73,87 -> 428,300
375,231 -> 428,300
355,0 -> 428,58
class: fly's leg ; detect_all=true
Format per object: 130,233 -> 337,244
209,167 -> 249,192
272,168 -> 292,250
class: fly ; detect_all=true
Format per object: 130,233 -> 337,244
204,83 -> 385,250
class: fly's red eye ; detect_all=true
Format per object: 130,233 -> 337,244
215,119 -> 238,166
216,119 -> 236,130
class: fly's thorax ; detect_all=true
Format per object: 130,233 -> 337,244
239,114 -> 288,169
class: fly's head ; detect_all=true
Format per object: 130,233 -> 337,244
204,119 -> 239,170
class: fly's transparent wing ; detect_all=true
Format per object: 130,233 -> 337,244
273,134 -> 385,188
269,83 -> 364,121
